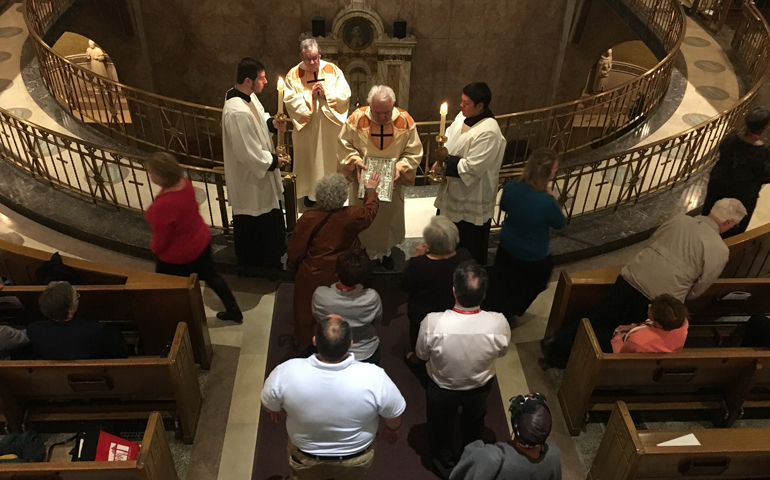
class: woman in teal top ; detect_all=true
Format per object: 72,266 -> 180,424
483,148 -> 566,320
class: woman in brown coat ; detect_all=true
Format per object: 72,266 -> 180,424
287,172 -> 380,350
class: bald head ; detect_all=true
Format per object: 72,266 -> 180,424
315,315 -> 352,361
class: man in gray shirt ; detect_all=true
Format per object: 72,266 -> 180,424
450,393 -> 561,480
312,248 -> 383,364
0,285 -> 29,358
544,198 -> 746,366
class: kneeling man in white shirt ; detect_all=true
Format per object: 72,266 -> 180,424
261,315 -> 406,479
417,260 -> 511,478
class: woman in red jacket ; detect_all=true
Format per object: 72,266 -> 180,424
145,152 -> 242,322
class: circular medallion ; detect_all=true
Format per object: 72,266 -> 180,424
696,85 -> 730,101
683,36 -> 711,47
682,113 -> 712,126
342,18 -> 373,50
0,52 -> 12,62
7,107 -> 32,119
694,60 -> 726,73
0,27 -> 23,38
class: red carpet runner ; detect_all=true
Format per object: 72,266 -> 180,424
252,280 -> 510,479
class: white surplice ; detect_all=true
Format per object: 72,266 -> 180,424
434,113 -> 506,226
222,90 -> 283,218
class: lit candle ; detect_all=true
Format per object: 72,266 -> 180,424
277,77 -> 285,115
439,102 -> 448,136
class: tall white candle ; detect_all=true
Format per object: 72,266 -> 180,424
277,77 -> 285,115
439,102 -> 448,136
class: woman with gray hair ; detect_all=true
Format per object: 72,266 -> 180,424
287,172 -> 381,352
400,215 -> 473,363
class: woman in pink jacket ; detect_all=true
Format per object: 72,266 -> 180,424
611,294 -> 689,353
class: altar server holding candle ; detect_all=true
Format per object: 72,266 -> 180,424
222,57 -> 289,270
433,82 -> 506,265
284,38 -> 351,207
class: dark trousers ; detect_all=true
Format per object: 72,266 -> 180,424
549,275 -> 649,360
455,219 -> 492,266
742,315 -> 770,347
426,378 -> 493,465
483,247 -> 552,320
156,244 -> 240,312
233,210 -> 286,269
702,193 -> 756,238
361,347 -> 381,365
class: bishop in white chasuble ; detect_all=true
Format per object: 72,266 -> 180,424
284,40 -> 350,202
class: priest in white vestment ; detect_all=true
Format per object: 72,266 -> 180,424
222,57 -> 290,270
434,82 -> 506,265
339,85 -> 423,269
284,39 -> 350,206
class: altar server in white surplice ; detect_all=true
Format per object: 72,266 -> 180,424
222,57 -> 290,270
339,85 -> 423,270
434,82 -> 506,265
284,39 -> 351,207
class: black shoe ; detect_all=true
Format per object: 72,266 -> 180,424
540,336 -> 555,357
217,310 -> 243,323
303,197 -> 316,208
431,457 -> 455,480
381,255 -> 394,271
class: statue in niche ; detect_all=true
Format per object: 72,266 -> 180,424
86,40 -> 108,92
593,49 -> 613,93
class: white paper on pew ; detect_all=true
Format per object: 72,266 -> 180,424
657,433 -> 701,447
720,291 -> 751,301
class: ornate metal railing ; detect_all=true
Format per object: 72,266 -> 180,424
24,0 -> 684,175
4,0 -> 766,237
511,1 -> 769,227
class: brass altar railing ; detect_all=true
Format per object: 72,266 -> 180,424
4,0 -> 766,236
24,0 -> 684,175
509,0 -> 769,227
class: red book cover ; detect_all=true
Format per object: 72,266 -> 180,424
94,431 -> 140,461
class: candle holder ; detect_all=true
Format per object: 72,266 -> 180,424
428,134 -> 448,184
274,113 -> 292,172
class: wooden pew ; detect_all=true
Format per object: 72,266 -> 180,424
0,411 -> 179,480
0,323 -> 202,444
0,282 -> 212,370
0,237 -> 182,285
558,319 -> 770,435
545,271 -> 770,339
588,401 -> 770,480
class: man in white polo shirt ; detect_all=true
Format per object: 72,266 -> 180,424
416,260 -> 511,478
261,315 -> 406,479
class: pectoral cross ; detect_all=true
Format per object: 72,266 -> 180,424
306,71 -> 325,84
371,125 -> 392,150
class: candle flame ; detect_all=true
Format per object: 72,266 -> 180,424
440,102 -> 448,115
277,77 -> 285,91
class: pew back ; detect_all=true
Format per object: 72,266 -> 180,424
546,271 -> 770,336
0,283 -> 212,369
0,238 -> 184,286
588,401 -> 770,480
0,411 -> 179,480
0,323 -> 202,443
559,319 -> 770,435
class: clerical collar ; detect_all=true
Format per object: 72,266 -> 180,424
453,306 -> 481,315
464,108 -> 495,127
226,86 -> 251,103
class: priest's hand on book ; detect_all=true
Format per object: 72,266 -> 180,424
364,170 -> 381,190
